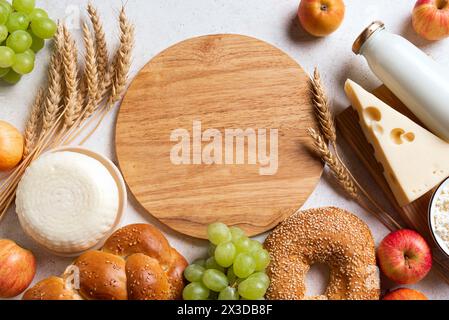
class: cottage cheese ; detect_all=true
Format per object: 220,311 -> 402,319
431,184 -> 449,254
16,151 -> 119,254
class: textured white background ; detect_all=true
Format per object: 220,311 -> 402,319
1,0 -> 449,300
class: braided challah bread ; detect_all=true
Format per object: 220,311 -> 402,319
23,224 -> 188,300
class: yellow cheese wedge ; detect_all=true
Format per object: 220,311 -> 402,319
345,79 -> 449,207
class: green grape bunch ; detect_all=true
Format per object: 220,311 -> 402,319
183,223 -> 271,301
0,0 -> 57,84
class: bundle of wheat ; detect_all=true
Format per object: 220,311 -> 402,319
0,4 -> 134,220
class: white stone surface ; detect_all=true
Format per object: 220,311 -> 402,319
1,0 -> 449,300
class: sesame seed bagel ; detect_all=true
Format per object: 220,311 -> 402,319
264,207 -> 380,300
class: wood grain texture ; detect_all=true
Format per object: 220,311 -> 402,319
337,86 -> 449,278
116,34 -> 323,239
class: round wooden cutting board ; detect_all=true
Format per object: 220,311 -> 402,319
116,34 -> 323,239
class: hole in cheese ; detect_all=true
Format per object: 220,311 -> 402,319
391,129 -> 406,145
372,123 -> 384,135
403,132 -> 415,142
363,107 -> 382,123
390,129 -> 416,145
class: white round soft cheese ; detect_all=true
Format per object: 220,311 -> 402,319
16,151 -> 119,254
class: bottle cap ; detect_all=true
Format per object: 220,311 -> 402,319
352,21 -> 385,55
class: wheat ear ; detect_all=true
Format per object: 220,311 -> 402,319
308,129 -> 402,231
308,128 -> 358,198
311,68 -> 337,143
23,89 -> 44,157
41,25 -> 64,135
62,25 -> 80,128
108,7 -> 134,107
58,22 -> 101,147
81,22 -> 99,120
87,3 -> 108,85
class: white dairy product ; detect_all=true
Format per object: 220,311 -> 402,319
355,22 -> 449,142
16,151 -> 119,254
432,183 -> 449,254
345,80 -> 449,207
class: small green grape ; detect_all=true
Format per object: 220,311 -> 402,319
23,48 -> 34,60
234,237 -> 252,254
28,29 -> 44,52
252,249 -> 271,271
30,17 -> 56,39
7,30 -> 32,53
0,25 -> 8,43
29,7 -> 47,21
182,282 -> 210,300
2,69 -> 21,84
227,267 -> 238,285
215,242 -> 236,268
207,243 -> 216,257
0,46 -> 15,68
207,222 -> 232,245
192,258 -> 206,268
230,226 -> 246,242
6,12 -> 30,32
184,264 -> 205,283
248,240 -> 263,253
218,287 -> 239,300
12,52 -> 34,74
238,277 -> 267,300
0,4 -> 9,25
202,269 -> 229,292
205,257 -> 225,273
0,1 -> 12,18
233,253 -> 256,279
12,0 -> 35,14
248,272 -> 270,289
0,66 -> 9,77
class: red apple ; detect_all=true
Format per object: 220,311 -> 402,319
0,239 -> 36,298
383,288 -> 428,300
413,0 -> 449,41
298,0 -> 345,37
377,230 -> 432,285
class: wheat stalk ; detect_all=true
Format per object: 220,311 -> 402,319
108,7 -> 134,107
62,25 -> 80,129
81,22 -> 99,120
310,68 -> 337,143
308,128 -> 358,198
87,3 -> 108,86
23,89 -> 44,157
41,26 -> 64,135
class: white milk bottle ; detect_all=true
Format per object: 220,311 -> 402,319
353,21 -> 449,142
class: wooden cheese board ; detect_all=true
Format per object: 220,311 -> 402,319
337,85 -> 449,278
115,34 -> 323,239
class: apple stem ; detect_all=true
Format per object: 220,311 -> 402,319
404,254 -> 413,269
438,0 -> 448,9
320,4 -> 328,11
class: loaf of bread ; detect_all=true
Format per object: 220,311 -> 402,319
23,224 -> 188,300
